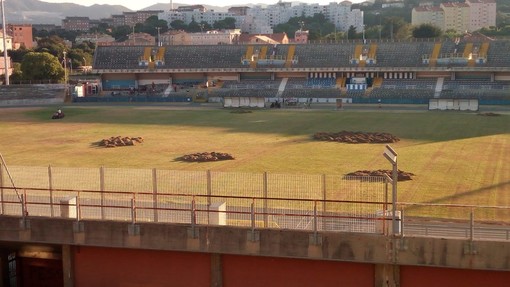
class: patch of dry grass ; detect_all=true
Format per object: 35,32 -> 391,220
0,106 -> 508,221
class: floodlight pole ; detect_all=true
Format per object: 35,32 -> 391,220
63,51 -> 67,97
383,145 -> 398,235
156,27 -> 161,47
1,0 -> 9,85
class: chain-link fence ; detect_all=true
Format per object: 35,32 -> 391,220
0,165 -> 390,234
2,165 -> 509,240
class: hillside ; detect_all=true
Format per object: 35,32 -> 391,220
5,0 -> 129,24
4,0 -> 230,24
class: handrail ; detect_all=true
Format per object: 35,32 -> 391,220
2,186 -> 510,240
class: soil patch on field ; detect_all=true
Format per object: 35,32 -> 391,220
96,136 -> 144,148
230,109 -> 253,114
313,131 -> 400,144
478,112 -> 500,117
177,152 -> 235,162
345,169 -> 414,181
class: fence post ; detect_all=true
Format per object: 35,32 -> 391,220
263,172 -> 268,228
48,165 -> 54,217
470,208 -> 474,241
76,194 -> 81,221
313,200 -> 318,244
100,166 -> 105,220
131,195 -> 136,225
322,174 -> 326,227
251,198 -> 255,238
191,195 -> 197,237
400,208 -> 404,237
152,168 -> 158,223
0,161 -> 4,215
207,170 -> 212,206
384,174 -> 391,235
21,194 -> 25,217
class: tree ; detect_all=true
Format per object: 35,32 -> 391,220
138,16 -> 169,36
443,29 -> 462,40
347,26 -> 357,40
214,17 -> 236,30
74,41 -> 95,55
188,20 -> 201,33
274,14 -> 335,40
20,52 -> 64,82
36,35 -> 67,58
111,25 -> 132,41
199,21 -> 212,32
8,47 -> 32,63
323,31 -> 345,41
90,22 -> 111,34
67,48 -> 92,69
382,17 -> 410,39
170,20 -> 187,30
413,24 -> 442,38
9,63 -> 23,83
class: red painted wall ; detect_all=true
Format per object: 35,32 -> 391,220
222,255 -> 374,287
401,265 -> 510,287
73,246 -> 510,287
74,247 -> 211,287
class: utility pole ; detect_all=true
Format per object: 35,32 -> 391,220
133,25 -> 136,45
362,25 -> 366,44
156,27 -> 161,46
376,12 -> 382,41
1,0 -> 9,85
63,51 -> 68,97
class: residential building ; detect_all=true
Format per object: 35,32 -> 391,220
124,33 -> 155,46
32,24 -> 59,32
244,1 -> 363,33
125,10 -> 163,27
160,30 -> 241,45
112,15 -> 126,27
0,30 -> 13,52
62,17 -> 91,31
160,30 -> 191,45
466,0 -> 496,31
111,10 -> 163,27
240,14 -> 274,34
412,0 -> 496,33
411,6 -> 444,29
381,2 -> 406,8
158,1 -> 363,35
99,18 -> 114,28
294,29 -> 309,43
228,6 -> 250,16
441,2 -> 471,33
7,24 -> 34,49
175,5 -> 206,12
75,33 -> 115,44
158,9 -> 243,30
0,55 -> 12,79
238,33 -> 289,44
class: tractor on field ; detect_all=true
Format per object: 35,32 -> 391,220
51,109 -> 65,119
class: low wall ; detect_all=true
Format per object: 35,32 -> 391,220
0,84 -> 65,106
1,216 -> 509,271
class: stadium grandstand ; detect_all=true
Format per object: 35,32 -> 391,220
83,38 -> 510,106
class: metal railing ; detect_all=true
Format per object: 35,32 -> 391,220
398,202 -> 510,241
1,186 -> 392,236
2,186 -> 510,241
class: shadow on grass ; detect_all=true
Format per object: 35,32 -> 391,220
404,180 -> 510,209
11,106 -> 510,143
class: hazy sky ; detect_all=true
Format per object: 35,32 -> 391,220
41,1 -> 353,11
